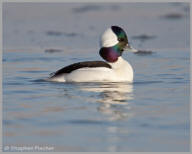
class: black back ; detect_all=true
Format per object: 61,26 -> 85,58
50,61 -> 112,77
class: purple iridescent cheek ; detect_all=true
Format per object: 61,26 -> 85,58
107,49 -> 119,62
99,47 -> 119,63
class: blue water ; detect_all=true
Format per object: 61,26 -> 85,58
3,2 -> 190,152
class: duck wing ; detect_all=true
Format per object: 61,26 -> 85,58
50,61 -> 112,77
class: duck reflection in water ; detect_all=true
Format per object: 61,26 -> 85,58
80,82 -> 134,121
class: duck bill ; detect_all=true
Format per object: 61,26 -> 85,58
125,44 -> 138,52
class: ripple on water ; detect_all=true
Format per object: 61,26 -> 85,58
134,80 -> 164,85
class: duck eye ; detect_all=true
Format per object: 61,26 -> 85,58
118,38 -> 124,42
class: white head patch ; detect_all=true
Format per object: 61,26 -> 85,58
100,28 -> 118,48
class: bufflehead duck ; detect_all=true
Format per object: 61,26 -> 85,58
47,26 -> 138,82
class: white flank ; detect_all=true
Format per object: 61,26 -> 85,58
48,57 -> 133,83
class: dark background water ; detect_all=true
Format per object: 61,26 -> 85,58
3,2 -> 190,152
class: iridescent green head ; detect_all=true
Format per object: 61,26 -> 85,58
100,26 -> 137,62
111,26 -> 129,52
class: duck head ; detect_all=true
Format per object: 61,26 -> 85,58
99,26 -> 137,62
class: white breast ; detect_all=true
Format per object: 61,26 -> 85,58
108,57 -> 134,82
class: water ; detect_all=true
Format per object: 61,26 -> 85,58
3,2 -> 190,152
